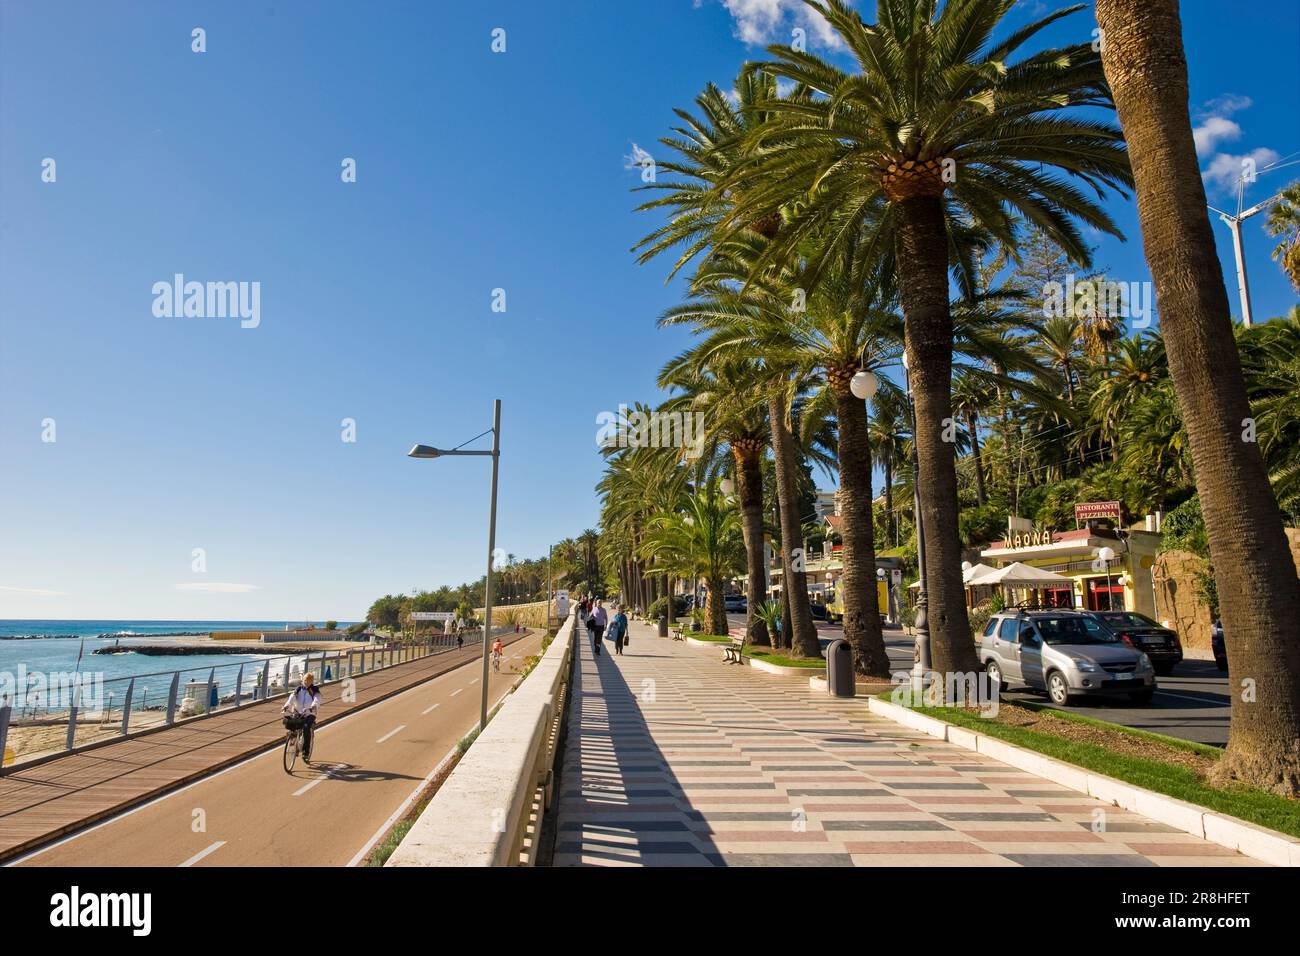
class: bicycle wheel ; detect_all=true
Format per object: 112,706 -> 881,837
283,731 -> 298,773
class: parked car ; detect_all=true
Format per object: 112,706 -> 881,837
1087,611 -> 1183,675
723,595 -> 747,613
978,609 -> 1156,706
1211,619 -> 1228,672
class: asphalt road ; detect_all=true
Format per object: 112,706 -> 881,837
12,630 -> 546,867
726,612 -> 1231,746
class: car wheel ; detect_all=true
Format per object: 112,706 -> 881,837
1215,657 -> 1229,673
1047,671 -> 1073,706
1131,687 -> 1155,705
985,660 -> 1008,695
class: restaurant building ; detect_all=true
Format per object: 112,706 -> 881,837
977,505 -> 1163,615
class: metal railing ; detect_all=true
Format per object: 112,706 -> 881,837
0,625 -> 513,773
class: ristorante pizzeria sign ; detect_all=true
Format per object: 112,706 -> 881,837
1074,501 -> 1122,523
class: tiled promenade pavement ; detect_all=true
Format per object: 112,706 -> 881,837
553,619 -> 1265,867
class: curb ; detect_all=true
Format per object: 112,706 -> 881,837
866,695 -> 1300,868
681,637 -> 827,676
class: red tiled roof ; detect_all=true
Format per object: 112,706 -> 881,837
825,515 -> 844,529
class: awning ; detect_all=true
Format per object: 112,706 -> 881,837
908,562 -> 1001,589
974,561 -> 1074,586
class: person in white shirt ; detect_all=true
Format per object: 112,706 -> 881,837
281,672 -> 321,763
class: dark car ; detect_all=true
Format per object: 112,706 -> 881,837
1089,611 -> 1183,675
1211,619 -> 1228,672
723,595 -> 747,613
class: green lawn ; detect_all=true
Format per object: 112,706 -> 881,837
743,647 -> 826,668
882,692 -> 1300,840
685,633 -> 731,643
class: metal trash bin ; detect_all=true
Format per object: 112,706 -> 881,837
826,639 -> 855,697
658,616 -> 668,637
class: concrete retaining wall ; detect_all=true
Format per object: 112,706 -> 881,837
386,616 -> 573,867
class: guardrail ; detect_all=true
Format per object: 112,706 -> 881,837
0,625 -> 513,773
386,613 -> 574,867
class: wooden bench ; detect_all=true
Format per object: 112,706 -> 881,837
723,636 -> 745,664
671,625 -> 686,641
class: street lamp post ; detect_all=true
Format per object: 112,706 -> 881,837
902,353 -> 930,697
408,399 -> 501,729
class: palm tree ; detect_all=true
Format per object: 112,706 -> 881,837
633,69 -> 822,657
1265,181 -> 1300,292
724,0 -> 1133,680
1087,332 -> 1167,455
657,356 -> 774,644
640,480 -> 744,636
950,370 -> 995,507
1096,0 -> 1300,794
869,389 -> 909,547
669,237 -> 898,674
1037,315 -> 1083,403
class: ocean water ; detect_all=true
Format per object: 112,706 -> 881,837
0,620 -> 355,689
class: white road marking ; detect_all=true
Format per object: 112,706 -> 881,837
377,724 -> 406,744
1154,689 -> 1228,706
179,841 -> 226,867
450,688 -> 464,697
421,702 -> 441,715
468,678 -> 479,685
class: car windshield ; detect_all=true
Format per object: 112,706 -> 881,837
1098,612 -> 1155,629
1034,616 -> 1117,646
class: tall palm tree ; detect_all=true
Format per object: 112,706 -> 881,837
869,389 -> 909,547
633,70 -> 822,656
658,356 -> 774,644
723,0 -> 1133,679
1037,315 -> 1083,403
1087,332 -> 1167,454
640,480 -> 745,636
1096,0 -> 1300,795
669,237 -> 899,674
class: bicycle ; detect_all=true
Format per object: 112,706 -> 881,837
491,649 -> 502,673
282,713 -> 311,772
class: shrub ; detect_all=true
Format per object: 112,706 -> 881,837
647,594 -> 689,618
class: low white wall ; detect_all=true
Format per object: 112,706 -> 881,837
386,616 -> 573,867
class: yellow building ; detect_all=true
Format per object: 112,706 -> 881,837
978,524 -> 1162,614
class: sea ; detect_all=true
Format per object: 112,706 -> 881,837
0,620 -> 356,688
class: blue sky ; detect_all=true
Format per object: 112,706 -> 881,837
1,0 -> 1297,620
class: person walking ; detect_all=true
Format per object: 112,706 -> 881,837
611,604 -> 629,655
588,598 -> 608,655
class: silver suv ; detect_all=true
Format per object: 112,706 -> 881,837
978,609 -> 1156,706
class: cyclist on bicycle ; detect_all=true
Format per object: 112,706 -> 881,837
491,638 -> 504,670
281,672 -> 321,762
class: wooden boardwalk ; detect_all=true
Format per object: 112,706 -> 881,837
0,632 -> 535,862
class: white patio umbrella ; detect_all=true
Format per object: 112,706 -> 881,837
978,561 -> 1073,586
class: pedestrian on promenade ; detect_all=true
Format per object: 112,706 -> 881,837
611,604 -> 629,655
588,598 -> 608,655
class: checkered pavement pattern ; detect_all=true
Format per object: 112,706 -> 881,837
552,620 -> 1265,867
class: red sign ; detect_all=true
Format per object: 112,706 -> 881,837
1075,501 -> 1122,523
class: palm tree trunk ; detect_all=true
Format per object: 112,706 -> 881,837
884,453 -> 896,548
706,575 -> 728,636
895,194 -> 978,680
830,374 -> 891,677
966,410 -> 987,506
666,574 -> 676,625
768,390 -> 819,657
773,493 -> 793,649
734,441 -> 771,646
1098,0 -> 1300,794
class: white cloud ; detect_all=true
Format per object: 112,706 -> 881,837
716,0 -> 845,50
174,582 -> 262,593
0,585 -> 64,596
1203,148 -> 1281,193
1193,115 -> 1241,156
624,141 -> 655,171
1193,94 -> 1277,194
